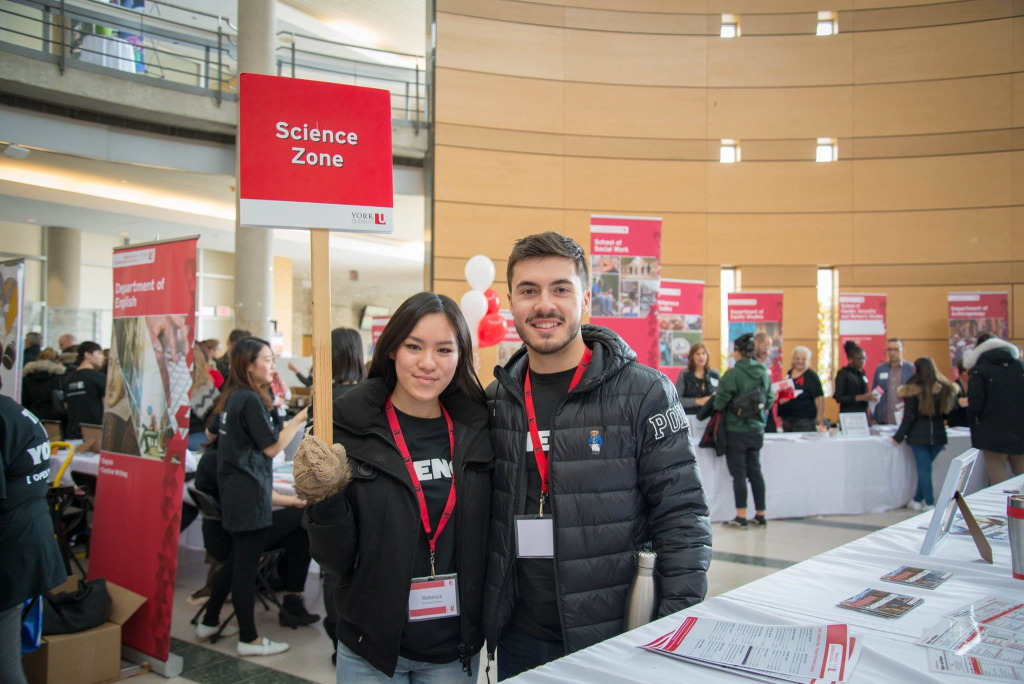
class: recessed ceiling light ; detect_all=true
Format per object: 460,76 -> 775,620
26,218 -> 36,223
120,231 -> 130,237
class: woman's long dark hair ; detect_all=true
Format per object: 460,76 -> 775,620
331,327 -> 366,385
212,337 -> 273,414
368,293 -> 485,404
909,356 -> 947,417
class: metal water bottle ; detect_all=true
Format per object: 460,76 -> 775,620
1008,495 -> 1024,579
623,550 -> 659,631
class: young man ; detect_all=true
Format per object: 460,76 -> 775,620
483,232 -> 712,680
871,338 -> 914,424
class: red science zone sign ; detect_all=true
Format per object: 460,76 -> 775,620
238,73 -> 394,233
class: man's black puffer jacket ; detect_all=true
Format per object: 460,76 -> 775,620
482,325 -> 712,657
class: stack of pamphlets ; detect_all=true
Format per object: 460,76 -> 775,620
640,616 -> 862,683
917,597 -> 1024,681
837,588 -> 923,619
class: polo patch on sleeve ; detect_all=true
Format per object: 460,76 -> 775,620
647,403 -> 687,440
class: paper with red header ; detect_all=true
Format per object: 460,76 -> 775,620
657,279 -> 704,383
238,73 -> 394,233
917,618 -> 1024,666
929,649 -> 1024,682
839,294 -> 886,371
590,215 -> 662,369
944,597 -> 1024,636
408,574 -> 459,622
641,616 -> 853,682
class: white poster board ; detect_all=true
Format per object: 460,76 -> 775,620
921,450 -> 979,556
0,259 -> 26,402
839,412 -> 870,438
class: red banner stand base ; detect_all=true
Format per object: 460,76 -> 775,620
122,646 -> 183,679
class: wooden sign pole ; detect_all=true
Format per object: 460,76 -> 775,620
309,229 -> 333,442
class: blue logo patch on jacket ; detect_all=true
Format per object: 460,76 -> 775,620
588,430 -> 603,453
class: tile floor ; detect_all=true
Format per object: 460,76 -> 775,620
123,508 -> 917,684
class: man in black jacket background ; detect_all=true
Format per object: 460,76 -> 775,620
483,232 -> 712,680
964,332 -> 1024,485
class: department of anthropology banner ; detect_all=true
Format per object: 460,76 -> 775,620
948,292 -> 1010,376
839,294 -> 887,370
89,237 -> 197,663
0,258 -> 25,402
590,215 -> 662,368
727,291 -> 784,382
657,279 -> 705,383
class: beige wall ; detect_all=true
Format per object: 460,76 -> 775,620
433,0 -> 1024,383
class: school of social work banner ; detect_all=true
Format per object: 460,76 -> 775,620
0,258 -> 26,402
89,237 -> 197,662
657,279 -> 705,383
839,294 -> 887,370
948,292 -> 1010,376
590,215 -> 662,368
727,292 -> 784,382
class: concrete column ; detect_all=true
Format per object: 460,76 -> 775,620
45,226 -> 81,309
233,0 -> 276,339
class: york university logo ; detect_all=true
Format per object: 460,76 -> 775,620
351,211 -> 387,226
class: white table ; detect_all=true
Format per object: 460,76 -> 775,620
508,467 -> 1024,683
691,420 -> 982,521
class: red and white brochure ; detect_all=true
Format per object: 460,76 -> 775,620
641,617 -> 857,683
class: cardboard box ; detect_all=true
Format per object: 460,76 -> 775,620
22,577 -> 146,684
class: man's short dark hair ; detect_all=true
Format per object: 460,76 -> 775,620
734,333 -> 756,358
506,232 -> 588,290
25,332 -> 41,347
228,329 -> 252,346
76,341 -> 102,364
887,338 -> 903,347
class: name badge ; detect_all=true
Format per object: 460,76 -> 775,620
408,574 -> 459,621
710,377 -> 719,388
879,372 -> 889,380
515,515 -> 554,558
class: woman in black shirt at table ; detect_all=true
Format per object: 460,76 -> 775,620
777,346 -> 825,432
197,337 -> 311,657
834,341 -> 872,415
675,343 -> 719,416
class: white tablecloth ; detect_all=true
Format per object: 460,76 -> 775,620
691,420 -> 982,521
508,466 -> 1024,683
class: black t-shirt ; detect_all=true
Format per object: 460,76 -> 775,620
216,390 -> 279,532
393,407 -> 460,664
0,396 -> 67,610
513,366 -> 575,643
63,368 -> 106,439
777,369 -> 824,421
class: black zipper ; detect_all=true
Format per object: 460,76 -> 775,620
457,447 -> 472,676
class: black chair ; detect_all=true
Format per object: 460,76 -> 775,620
187,487 -> 286,643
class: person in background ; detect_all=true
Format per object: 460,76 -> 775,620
287,360 -> 313,388
676,343 -> 719,416
58,344 -> 78,369
946,361 -> 970,428
21,348 -> 65,421
871,338 -> 914,425
777,346 -> 824,432
189,343 -> 220,452
715,333 -> 774,528
754,332 -> 773,367
216,329 -> 251,377
198,338 -> 314,656
57,333 -> 77,352
0,395 -> 67,684
834,341 -> 872,415
964,332 -> 1024,485
22,332 -> 41,365
198,342 -> 224,390
892,357 -> 958,511
203,338 -> 223,364
63,341 -> 106,440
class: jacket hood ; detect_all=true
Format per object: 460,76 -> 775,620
734,357 -> 766,379
23,359 -> 66,377
964,337 -> 1022,370
332,377 -> 489,436
898,379 -> 958,413
498,324 -> 636,394
58,352 -> 77,366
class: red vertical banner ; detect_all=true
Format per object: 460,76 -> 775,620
89,237 -> 197,663
589,215 -> 662,368
727,292 -> 784,382
948,292 -> 1010,376
657,279 -> 705,383
839,294 -> 887,369
370,316 -> 390,354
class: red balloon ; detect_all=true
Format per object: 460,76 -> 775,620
478,313 -> 507,348
484,288 -> 501,315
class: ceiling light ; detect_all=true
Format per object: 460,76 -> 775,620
3,144 -> 30,160
26,218 -> 36,223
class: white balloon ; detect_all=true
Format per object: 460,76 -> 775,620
460,289 -> 489,328
465,255 -> 495,292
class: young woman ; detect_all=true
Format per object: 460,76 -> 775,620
947,361 -> 971,428
198,337 -> 313,657
777,346 -> 825,432
188,343 -> 220,452
676,343 -> 719,416
834,341 -> 872,415
893,357 -> 958,510
21,347 -> 66,421
294,292 -> 493,682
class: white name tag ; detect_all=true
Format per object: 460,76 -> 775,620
879,372 -> 889,380
710,377 -> 719,388
408,574 -> 459,621
515,515 -> 554,558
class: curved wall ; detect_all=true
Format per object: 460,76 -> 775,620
432,0 -> 1024,381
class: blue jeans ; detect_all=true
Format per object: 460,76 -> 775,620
336,641 -> 479,684
911,444 -> 944,505
497,623 -> 566,681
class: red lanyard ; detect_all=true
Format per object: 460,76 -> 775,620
385,396 -> 456,577
523,346 -> 592,517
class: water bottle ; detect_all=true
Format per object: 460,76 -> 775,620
1008,495 -> 1024,579
623,550 -> 659,631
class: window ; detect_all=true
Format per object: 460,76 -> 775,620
720,267 -> 739,369
816,137 -> 837,163
720,139 -> 740,164
817,268 -> 837,395
817,11 -> 837,36
721,14 -> 740,38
